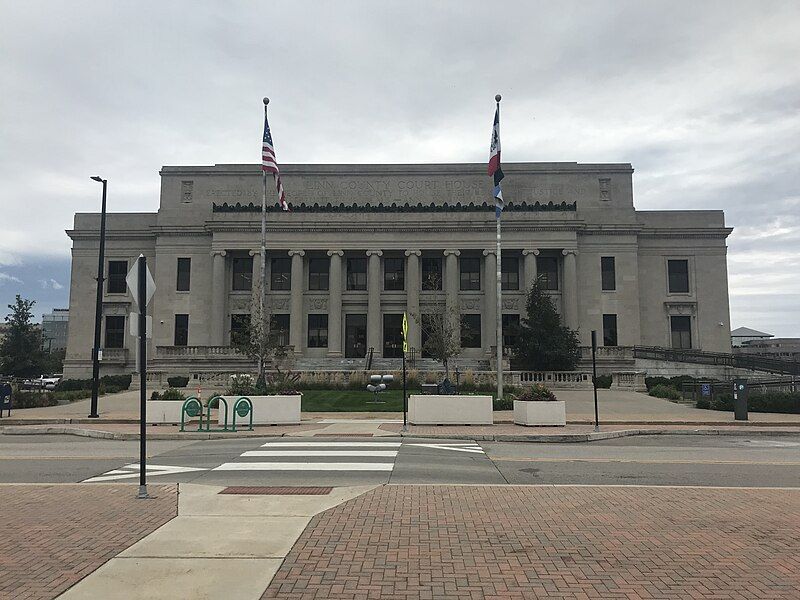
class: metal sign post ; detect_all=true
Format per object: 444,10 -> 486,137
591,330 -> 599,431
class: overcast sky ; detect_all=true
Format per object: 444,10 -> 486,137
1,0 -> 798,335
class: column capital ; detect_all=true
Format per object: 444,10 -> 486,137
210,250 -> 227,257
404,250 -> 421,257
522,248 -> 540,256
248,249 -> 261,257
288,249 -> 306,257
366,250 -> 383,257
327,250 -> 344,257
562,248 -> 578,256
482,249 -> 496,257
443,249 -> 461,257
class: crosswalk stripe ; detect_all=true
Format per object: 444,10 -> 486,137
241,450 -> 398,458
213,462 -> 395,471
260,441 -> 401,448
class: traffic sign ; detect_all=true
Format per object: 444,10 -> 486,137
126,255 -> 155,308
129,313 -> 153,338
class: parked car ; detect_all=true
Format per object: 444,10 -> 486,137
22,374 -> 62,390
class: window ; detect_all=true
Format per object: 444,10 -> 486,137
174,314 -> 189,346
347,258 -> 367,291
104,315 -> 125,348
536,256 -> 559,290
384,257 -> 405,291
383,314 -> 404,357
501,257 -> 519,291
230,314 -> 250,345
668,259 -> 689,293
422,257 -> 442,290
309,258 -> 329,291
107,260 -> 127,294
270,314 -> 290,347
603,314 -> 618,347
176,258 -> 191,291
460,314 -> 481,348
460,257 -> 481,291
307,314 -> 328,348
502,314 -> 520,348
232,257 -> 253,291
271,257 -> 291,291
601,257 -> 616,291
671,316 -> 692,349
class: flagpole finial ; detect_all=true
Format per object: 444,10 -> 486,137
263,97 -> 270,106
495,94 -> 502,103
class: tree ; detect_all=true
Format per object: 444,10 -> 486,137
413,273 -> 461,378
0,296 -> 46,377
512,280 -> 581,371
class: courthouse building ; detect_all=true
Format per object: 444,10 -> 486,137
63,162 -> 733,379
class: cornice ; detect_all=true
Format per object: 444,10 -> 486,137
212,200 -> 577,214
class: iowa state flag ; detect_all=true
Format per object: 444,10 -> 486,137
488,104 -> 504,217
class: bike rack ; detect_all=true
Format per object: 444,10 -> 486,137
232,396 -> 254,431
180,396 -> 204,432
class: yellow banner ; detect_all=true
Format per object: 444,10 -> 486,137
402,312 -> 408,352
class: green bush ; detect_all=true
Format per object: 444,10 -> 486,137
13,391 -> 59,408
709,392 -> 799,414
50,389 -> 92,402
493,396 -> 514,410
696,398 -> 711,409
167,376 -> 189,388
159,388 -> 186,401
56,374 -> 131,392
594,375 -> 612,389
513,384 -> 558,402
648,384 -> 682,400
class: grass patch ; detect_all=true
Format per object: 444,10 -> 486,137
301,389 -> 406,411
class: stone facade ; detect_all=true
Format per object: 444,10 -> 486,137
63,162 -> 733,379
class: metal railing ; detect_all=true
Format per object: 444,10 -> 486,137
634,346 -> 800,376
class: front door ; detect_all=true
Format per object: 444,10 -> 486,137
345,314 -> 367,358
383,314 -> 404,358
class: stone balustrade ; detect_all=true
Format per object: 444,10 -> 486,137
610,370 -> 647,392
513,371 -> 592,389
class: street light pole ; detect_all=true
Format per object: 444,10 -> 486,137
88,176 -> 107,419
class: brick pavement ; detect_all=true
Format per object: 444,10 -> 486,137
263,485 -> 800,599
0,484 -> 177,600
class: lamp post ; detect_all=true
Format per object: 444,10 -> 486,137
88,176 -> 107,419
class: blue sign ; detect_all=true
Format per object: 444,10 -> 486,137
700,383 -> 711,397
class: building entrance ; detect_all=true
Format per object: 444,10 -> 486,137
383,314 -> 404,358
345,314 -> 367,358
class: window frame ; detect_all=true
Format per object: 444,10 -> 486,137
230,313 -> 251,346
270,257 -> 291,291
307,314 -> 329,348
602,313 -> 618,347
176,258 -> 191,292
459,257 -> 481,291
601,256 -> 616,292
104,315 -> 125,348
667,259 -> 690,294
269,314 -> 290,347
501,256 -> 520,291
460,314 -> 482,348
670,315 -> 692,349
384,257 -> 405,291
536,256 -> 559,291
107,260 -> 128,294
308,257 -> 330,291
502,313 -> 520,348
346,257 -> 367,291
174,313 -> 189,346
231,257 -> 253,291
421,257 -> 443,291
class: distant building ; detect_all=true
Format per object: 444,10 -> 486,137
730,326 -> 773,348
736,338 -> 800,362
42,308 -> 69,351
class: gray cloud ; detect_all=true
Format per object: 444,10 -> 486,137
1,0 -> 798,334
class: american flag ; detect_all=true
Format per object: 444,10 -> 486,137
488,103 -> 504,218
262,111 -> 290,211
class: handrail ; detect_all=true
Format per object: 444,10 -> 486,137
633,346 -> 800,376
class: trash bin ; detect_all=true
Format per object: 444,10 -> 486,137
732,379 -> 748,421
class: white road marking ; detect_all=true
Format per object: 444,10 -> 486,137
260,441 -> 402,447
83,463 -> 207,483
407,443 -> 485,454
318,419 -> 404,424
242,450 -> 399,458
213,462 -> 395,471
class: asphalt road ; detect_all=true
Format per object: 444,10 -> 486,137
1,433 -> 799,487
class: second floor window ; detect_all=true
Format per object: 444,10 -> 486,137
536,256 -> 559,291
601,257 -> 616,291
271,257 -> 291,291
107,260 -> 127,294
422,257 -> 442,290
384,257 -> 405,291
460,257 -> 481,291
347,258 -> 367,291
668,259 -> 690,293
309,258 -> 329,291
176,258 -> 191,291
232,257 -> 253,291
501,257 -> 519,291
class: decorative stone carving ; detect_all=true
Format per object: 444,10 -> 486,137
212,200 -> 578,213
271,297 -> 290,310
664,302 -> 697,315
599,178 -> 611,201
229,297 -> 250,311
443,249 -> 461,257
309,297 -> 328,310
522,249 -> 540,256
404,249 -> 421,257
181,180 -> 193,203
561,248 -> 578,256
366,250 -> 383,257
288,249 -> 305,257
210,250 -> 227,257
482,249 -> 496,256
502,298 -> 519,309
327,249 -> 344,257
460,298 -> 481,311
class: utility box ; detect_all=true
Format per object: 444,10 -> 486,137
732,379 -> 748,421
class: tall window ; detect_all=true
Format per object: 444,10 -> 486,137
309,258 -> 329,291
176,258 -> 191,292
347,257 -> 367,290
270,314 -> 290,347
460,257 -> 481,291
421,257 -> 442,290
671,316 -> 692,349
107,260 -> 127,294
270,257 -> 291,291
668,260 -> 690,293
536,256 -> 559,290
601,256 -> 616,291
104,315 -> 125,348
230,314 -> 250,345
174,314 -> 189,346
384,257 -> 405,291
308,314 -> 328,348
232,257 -> 253,291
460,314 -> 482,348
501,257 -> 519,291
502,314 -> 520,348
602,314 -> 618,347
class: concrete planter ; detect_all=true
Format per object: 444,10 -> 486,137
218,395 -> 301,425
146,400 -> 186,425
408,394 -> 493,425
513,400 -> 567,427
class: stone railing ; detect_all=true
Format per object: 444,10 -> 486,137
611,371 -> 647,392
100,348 -> 128,363
579,346 -> 635,362
155,346 -> 244,357
512,371 -> 592,389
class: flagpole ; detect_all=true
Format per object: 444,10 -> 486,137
494,94 -> 504,402
259,97 -> 269,384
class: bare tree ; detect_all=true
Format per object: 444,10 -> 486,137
413,273 -> 461,379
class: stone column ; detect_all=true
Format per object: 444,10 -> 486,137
522,248 -> 539,290
327,250 -> 344,357
288,250 -> 305,353
482,249 -> 497,356
366,250 -> 383,354
443,249 -> 461,331
562,249 -> 579,330
405,250 -> 421,352
210,250 -> 226,346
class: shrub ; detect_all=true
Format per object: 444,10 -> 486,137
648,384 -> 682,400
493,396 -> 514,410
594,375 -> 612,389
708,392 -> 799,414
227,374 -> 255,396
56,374 -> 131,392
13,391 -> 59,408
513,384 -> 558,402
167,376 -> 189,388
51,389 -> 92,402
696,398 -> 711,409
158,388 -> 186,401
150,391 -> 161,400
